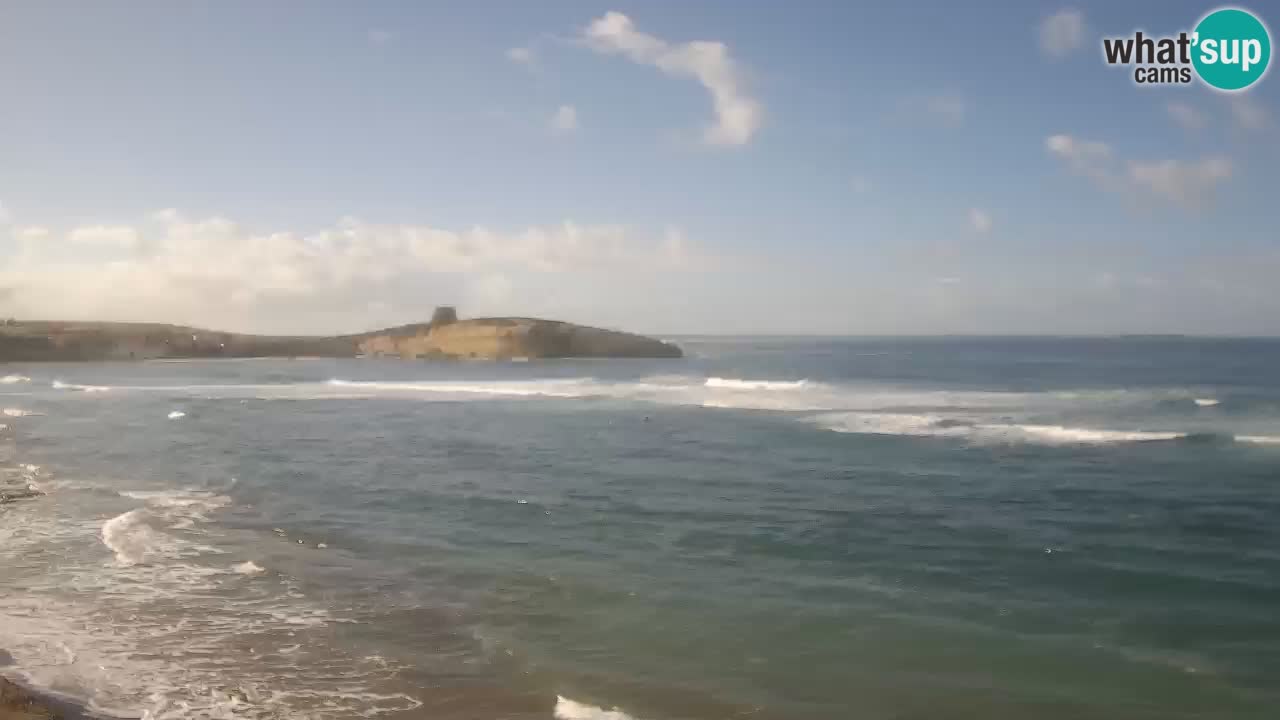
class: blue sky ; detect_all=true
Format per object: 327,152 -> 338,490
1,1 -> 1277,334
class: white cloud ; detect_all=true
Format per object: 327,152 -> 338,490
1046,134 -> 1115,187
367,30 -> 395,46
1040,9 -> 1085,58
1166,101 -> 1208,131
582,11 -> 761,147
551,105 -> 578,132
0,211 -> 697,332
507,46 -> 535,65
1229,95 -> 1268,131
68,225 -> 142,249
1047,133 -> 1231,207
968,208 -> 992,234
1128,156 -> 1232,205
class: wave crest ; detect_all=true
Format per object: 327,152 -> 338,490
555,696 -> 637,720
52,380 -> 112,392
816,413 -> 1188,446
101,509 -> 171,565
705,377 -> 811,391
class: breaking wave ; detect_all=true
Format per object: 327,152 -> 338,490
1,477 -> 421,719
705,377 -> 812,391
232,560 -> 266,576
1194,398 -> 1220,407
555,695 -> 638,720
2,407 -> 36,417
815,413 -> 1193,446
815,413 -> 1280,447
1,374 -> 31,384
102,490 -> 233,564
101,509 -> 173,565
1237,434 -> 1280,445
326,378 -> 588,398
52,380 -> 112,392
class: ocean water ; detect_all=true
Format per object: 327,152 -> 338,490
1,337 -> 1279,720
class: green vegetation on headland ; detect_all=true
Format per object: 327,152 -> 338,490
0,307 -> 682,362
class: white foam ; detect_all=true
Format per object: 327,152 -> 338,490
100,510 -> 170,565
119,489 -> 230,514
1,485 -> 413,720
101,491 -> 231,565
817,412 -> 968,437
705,377 -> 811,391
231,560 -> 266,575
327,378 -> 588,398
51,380 -> 112,392
2,407 -> 35,417
1237,435 -> 1280,445
167,410 -> 186,419
555,695 -> 638,720
816,412 -> 1186,446
1194,398 -> 1220,407
983,424 -> 1185,445
1,374 -> 31,384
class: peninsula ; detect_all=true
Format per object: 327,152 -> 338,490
0,307 -> 682,362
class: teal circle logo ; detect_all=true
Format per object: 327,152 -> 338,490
1192,8 -> 1271,91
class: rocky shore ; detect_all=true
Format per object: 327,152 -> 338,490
0,676 -> 84,720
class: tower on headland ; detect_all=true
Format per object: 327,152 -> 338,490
430,305 -> 459,327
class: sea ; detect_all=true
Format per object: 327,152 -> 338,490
1,336 -> 1278,720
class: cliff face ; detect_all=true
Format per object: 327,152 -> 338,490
0,314 -> 681,362
356,317 -> 682,359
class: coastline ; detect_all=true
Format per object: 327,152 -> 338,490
0,312 -> 682,362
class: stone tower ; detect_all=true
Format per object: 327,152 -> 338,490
430,305 -> 459,327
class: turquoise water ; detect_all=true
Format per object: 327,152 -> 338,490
2,337 -> 1279,719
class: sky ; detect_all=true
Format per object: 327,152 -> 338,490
1,1 -> 1277,335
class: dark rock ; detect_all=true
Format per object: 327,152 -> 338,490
0,486 -> 41,505
0,676 -> 61,719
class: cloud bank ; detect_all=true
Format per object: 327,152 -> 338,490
0,211 -> 694,333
